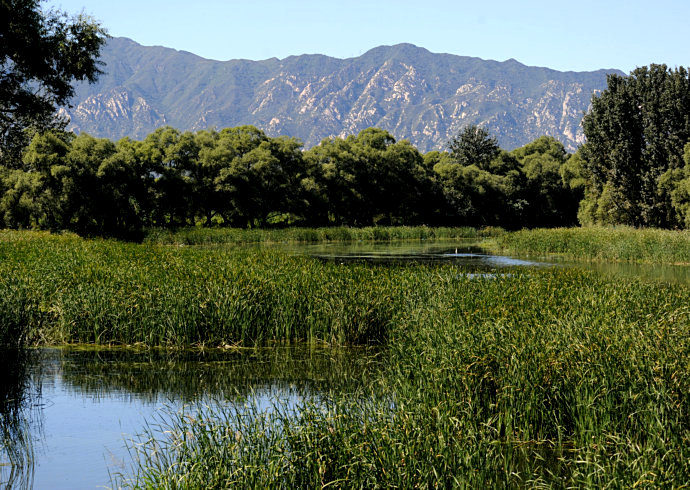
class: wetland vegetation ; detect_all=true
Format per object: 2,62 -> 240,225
3,3 -> 690,487
1,227 -> 690,487
490,226 -> 690,264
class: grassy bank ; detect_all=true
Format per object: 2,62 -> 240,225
143,225 -> 500,246
488,226 -> 690,263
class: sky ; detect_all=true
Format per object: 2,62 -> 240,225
45,0 -> 688,73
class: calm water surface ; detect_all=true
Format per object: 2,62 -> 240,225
0,347 -> 379,489
277,240 -> 690,284
278,240 -> 550,271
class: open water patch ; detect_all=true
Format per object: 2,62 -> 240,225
298,241 -> 551,272
0,347 -> 380,489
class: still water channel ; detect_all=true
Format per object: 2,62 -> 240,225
280,240 -> 690,284
2,241 -> 689,488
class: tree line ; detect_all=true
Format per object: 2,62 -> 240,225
0,124 -> 585,238
3,3 -> 690,237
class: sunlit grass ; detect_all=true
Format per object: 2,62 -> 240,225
115,266 -> 690,487
2,229 -> 690,486
143,225 -> 501,245
488,226 -> 690,263
0,231 -> 411,346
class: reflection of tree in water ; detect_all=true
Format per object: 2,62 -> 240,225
55,347 -> 382,403
0,349 -> 40,489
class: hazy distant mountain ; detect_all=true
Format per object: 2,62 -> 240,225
60,37 -> 623,152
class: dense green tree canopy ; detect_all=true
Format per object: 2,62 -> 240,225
432,134 -> 579,228
580,65 -> 690,227
510,136 -> 581,227
0,124 -> 588,236
447,124 -> 501,169
304,128 -> 438,226
0,0 -> 107,166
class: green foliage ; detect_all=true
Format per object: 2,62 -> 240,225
490,226 -> 690,263
447,124 -> 500,168
511,136 -> 581,227
0,0 -> 107,167
0,231 -> 410,346
0,123 -> 587,235
1,229 -> 690,486
658,142 -> 690,228
433,134 -> 579,228
1,132 -> 144,237
434,157 -> 523,226
559,149 -> 587,191
304,128 -> 439,226
143,225 -> 494,245
581,65 -> 690,228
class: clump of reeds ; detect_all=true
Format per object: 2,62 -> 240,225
489,226 -> 690,263
0,231 -> 415,346
5,229 -> 690,486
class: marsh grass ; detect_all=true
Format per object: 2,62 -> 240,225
3,229 -> 690,486
0,231 -> 416,346
489,226 -> 690,263
143,225 -> 501,246
115,267 -> 690,487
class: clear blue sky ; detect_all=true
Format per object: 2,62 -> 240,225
46,0 -> 688,73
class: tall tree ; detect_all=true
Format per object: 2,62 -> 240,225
436,126 -> 527,227
0,0 -> 108,166
306,128 -> 434,226
511,136 -> 580,227
447,124 -> 500,169
213,126 -> 270,227
658,142 -> 690,228
138,127 -> 197,227
580,65 -> 690,227
433,149 -> 524,228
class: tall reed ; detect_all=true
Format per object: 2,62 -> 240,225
0,231 -> 413,346
489,226 -> 690,263
116,267 -> 690,487
4,229 -> 690,486
143,225 -> 501,246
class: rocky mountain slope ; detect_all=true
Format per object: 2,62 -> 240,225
61,38 -> 623,152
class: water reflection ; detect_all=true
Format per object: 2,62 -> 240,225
297,242 -> 549,270
0,349 -> 39,490
56,346 -> 380,401
277,240 -> 690,285
0,347 -> 380,489
561,259 -> 690,285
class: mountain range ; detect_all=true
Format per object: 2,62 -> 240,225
60,37 -> 624,152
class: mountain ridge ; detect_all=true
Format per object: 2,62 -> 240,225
61,37 -> 624,151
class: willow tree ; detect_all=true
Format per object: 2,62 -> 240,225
0,0 -> 108,167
